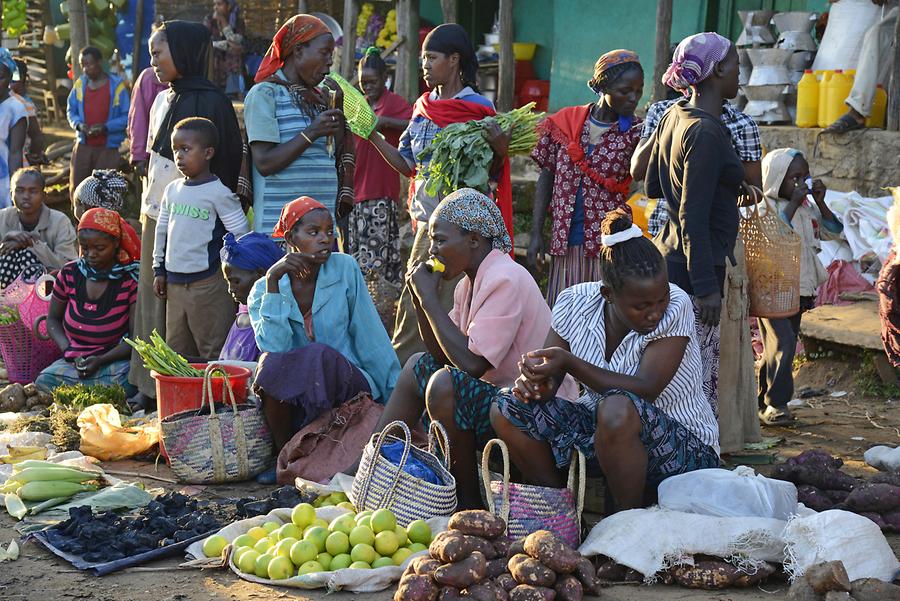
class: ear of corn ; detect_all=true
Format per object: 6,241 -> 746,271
17,480 -> 98,502
12,459 -> 98,472
9,466 -> 97,484
4,493 -> 27,520
426,258 -> 446,273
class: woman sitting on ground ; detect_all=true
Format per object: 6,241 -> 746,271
491,209 -> 720,511
219,231 -> 284,362
0,167 -> 77,288
375,188 -> 563,509
248,197 -> 400,477
72,169 -> 129,221
36,208 -> 140,391
878,191 -> 900,368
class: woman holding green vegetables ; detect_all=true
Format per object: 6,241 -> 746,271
36,208 -> 140,392
366,23 -> 513,365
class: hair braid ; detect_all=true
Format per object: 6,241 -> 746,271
598,208 -> 665,291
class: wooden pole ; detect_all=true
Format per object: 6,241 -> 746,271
652,0 -> 673,103
68,0 -> 90,78
41,0 -> 58,95
497,0 -> 514,112
395,0 -> 419,103
341,0 -> 358,80
887,9 -> 900,131
440,0 -> 457,24
132,0 -> 145,85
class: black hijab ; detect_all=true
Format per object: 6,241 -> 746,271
422,24 -> 479,92
151,20 -> 243,193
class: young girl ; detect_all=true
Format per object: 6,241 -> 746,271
36,208 -> 140,391
757,149 -> 843,425
492,209 -> 720,511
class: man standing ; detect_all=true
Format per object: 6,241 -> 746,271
66,47 -> 129,204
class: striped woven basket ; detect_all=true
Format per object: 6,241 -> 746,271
350,420 -> 457,526
481,438 -> 586,548
161,364 -> 273,484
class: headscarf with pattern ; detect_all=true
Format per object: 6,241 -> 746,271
662,32 -> 732,95
272,196 -> 328,239
433,188 -> 513,254
73,169 -> 128,211
588,49 -> 641,93
0,49 -> 17,79
77,208 -> 142,280
254,14 -> 332,83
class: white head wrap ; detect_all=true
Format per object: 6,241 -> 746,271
600,224 -> 643,247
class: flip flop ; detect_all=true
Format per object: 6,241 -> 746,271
824,113 -> 865,134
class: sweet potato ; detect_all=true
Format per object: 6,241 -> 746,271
509,585 -> 555,601
870,471 -> 900,488
465,535 -> 499,559
508,554 -> 556,588
772,464 -> 859,492
396,574 -> 439,601
439,587 -> 464,601
449,511 -> 506,539
670,558 -> 775,590
787,450 -> 843,470
883,508 -> 900,531
507,538 -> 525,558
553,575 -> 582,601
849,577 -> 900,601
840,483 -> 900,513
406,556 -> 442,578
523,531 -> 579,574
731,562 -> 777,587
494,574 -> 517,592
434,552 -> 488,588
486,558 -> 508,579
492,537 -> 512,558
805,560 -> 850,594
797,484 -> 836,512
573,557 -> 600,594
431,531 -> 474,564
595,557 -> 630,582
859,512 -> 888,530
491,582 -> 510,601
824,489 -> 851,503
462,583 -> 495,601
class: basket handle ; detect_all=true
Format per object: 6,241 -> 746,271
427,420 -> 453,469
201,363 -> 249,481
356,420 -> 414,510
32,315 -> 50,341
480,438 -> 511,529
565,449 -> 587,529
33,274 -> 56,302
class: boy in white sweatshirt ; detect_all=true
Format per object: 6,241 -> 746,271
153,117 -> 249,360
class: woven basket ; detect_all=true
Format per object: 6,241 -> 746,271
739,189 -> 802,318
0,273 -> 62,383
481,438 -> 586,548
327,72 -> 378,139
161,363 -> 273,484
350,420 -> 457,526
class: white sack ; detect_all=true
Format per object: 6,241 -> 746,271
658,467 -> 798,520
864,445 -> 900,472
812,0 -> 882,71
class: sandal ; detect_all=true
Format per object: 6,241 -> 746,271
823,113 -> 865,134
759,405 -> 795,426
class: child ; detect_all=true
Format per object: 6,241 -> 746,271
757,148 -> 843,425
153,117 -> 249,360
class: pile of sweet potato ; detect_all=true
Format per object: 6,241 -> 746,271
771,450 -> 900,532
394,511 -> 599,601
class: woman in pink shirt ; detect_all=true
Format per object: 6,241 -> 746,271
375,188 -> 559,508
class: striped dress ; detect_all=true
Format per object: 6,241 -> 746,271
244,75 -> 338,234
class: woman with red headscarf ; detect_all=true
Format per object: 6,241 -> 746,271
247,197 -> 399,482
244,14 -> 354,234
36,208 -> 140,391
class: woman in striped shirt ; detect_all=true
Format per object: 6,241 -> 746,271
492,209 -> 719,511
36,208 -> 139,391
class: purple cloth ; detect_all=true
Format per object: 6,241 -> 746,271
127,67 -> 167,163
219,305 -> 260,362
663,32 -> 732,95
254,342 -> 371,432
220,232 -> 284,272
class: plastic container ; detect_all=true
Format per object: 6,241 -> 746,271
817,70 -> 833,127
825,70 -> 853,126
795,69 -> 819,127
866,85 -> 887,128
491,42 -> 538,61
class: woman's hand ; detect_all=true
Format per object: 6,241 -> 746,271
408,261 -> 441,302
482,119 -> 511,157
526,236 -> 544,270
75,356 -> 102,378
0,232 -> 34,255
268,252 -> 316,282
695,292 -> 722,326
306,109 -> 345,141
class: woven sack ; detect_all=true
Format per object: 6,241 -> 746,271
161,363 -> 273,484
327,72 -> 378,138
481,438 -> 586,548
739,188 -> 802,318
350,420 -> 457,526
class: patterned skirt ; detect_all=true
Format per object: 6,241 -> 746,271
546,245 -> 603,308
0,248 -> 44,289
689,295 -> 721,417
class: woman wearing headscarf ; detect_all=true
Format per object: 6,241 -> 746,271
247,197 -> 399,469
528,49 -> 644,307
36,208 -> 140,391
129,20 -> 244,407
205,0 -> 247,98
644,33 -> 743,417
365,23 -> 513,366
375,188 -> 559,509
219,231 -> 284,362
72,169 -> 128,219
244,14 -> 354,234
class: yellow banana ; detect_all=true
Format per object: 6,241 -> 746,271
7,446 -> 47,457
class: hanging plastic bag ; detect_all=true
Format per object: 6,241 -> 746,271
77,404 -> 160,461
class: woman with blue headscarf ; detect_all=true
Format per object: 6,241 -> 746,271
0,49 -> 26,208
205,0 -> 247,98
219,231 -> 284,361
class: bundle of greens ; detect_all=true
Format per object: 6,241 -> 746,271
418,102 -> 544,197
52,383 -> 129,415
0,306 -> 19,326
125,329 -> 203,378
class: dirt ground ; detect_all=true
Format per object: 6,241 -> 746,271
1,356 -> 898,601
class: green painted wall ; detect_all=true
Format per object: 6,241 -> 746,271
512,0 -> 554,81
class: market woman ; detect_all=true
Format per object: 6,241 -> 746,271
129,20 -> 244,408
36,208 -> 140,391
644,33 -> 743,415
205,0 -> 247,98
492,209 -> 720,511
375,188 -> 556,509
366,23 -> 513,365
0,167 -> 77,287
244,14 -> 354,234
248,197 -> 400,475
528,49 -> 644,307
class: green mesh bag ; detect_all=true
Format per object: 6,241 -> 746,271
327,72 -> 378,139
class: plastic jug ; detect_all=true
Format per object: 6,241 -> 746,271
796,70 -> 819,127
817,70 -> 833,127
825,70 -> 853,126
866,85 -> 887,128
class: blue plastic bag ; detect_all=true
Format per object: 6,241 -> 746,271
380,441 -> 440,485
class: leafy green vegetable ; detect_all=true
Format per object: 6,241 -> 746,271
125,329 -> 204,378
418,102 -> 545,198
0,306 -> 19,326
52,383 -> 129,415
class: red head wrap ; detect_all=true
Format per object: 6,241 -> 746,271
254,14 -> 332,83
77,208 -> 142,264
272,196 -> 328,239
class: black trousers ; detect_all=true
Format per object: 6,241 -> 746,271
757,297 -> 815,410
